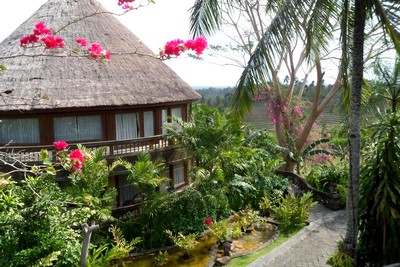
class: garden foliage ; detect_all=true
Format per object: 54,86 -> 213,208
358,113 -> 400,266
0,147 -> 118,267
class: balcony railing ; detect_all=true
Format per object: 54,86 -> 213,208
0,135 -> 172,163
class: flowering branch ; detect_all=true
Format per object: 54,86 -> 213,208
0,0 -> 208,72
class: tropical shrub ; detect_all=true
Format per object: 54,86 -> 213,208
153,250 -> 169,266
208,220 -> 230,243
305,161 -> 348,205
327,241 -> 354,267
165,230 -> 198,257
231,206 -> 259,231
358,113 -> 400,266
306,162 -> 348,193
120,187 -> 225,250
111,151 -> 168,205
0,146 -> 117,267
271,192 -> 317,233
86,226 -> 141,267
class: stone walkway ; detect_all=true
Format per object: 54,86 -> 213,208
248,204 -> 346,267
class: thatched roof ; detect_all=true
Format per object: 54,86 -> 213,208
0,0 -> 200,113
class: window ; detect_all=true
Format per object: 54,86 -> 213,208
54,115 -> 102,141
0,118 -> 40,144
116,113 -> 139,140
173,161 -> 185,186
161,109 -> 168,135
118,175 -> 141,206
171,107 -> 182,120
171,107 -> 183,132
143,111 -> 154,137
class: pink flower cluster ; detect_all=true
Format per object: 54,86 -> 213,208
70,149 -> 84,171
160,37 -> 208,58
76,38 -> 111,60
53,140 -> 68,150
266,99 -> 284,125
118,0 -> 135,6
20,21 -> 64,49
118,0 -> 135,9
294,106 -> 303,117
53,140 -> 85,171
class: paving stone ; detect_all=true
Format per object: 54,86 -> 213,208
248,204 -> 346,267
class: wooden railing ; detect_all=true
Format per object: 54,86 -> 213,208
0,135 -> 172,163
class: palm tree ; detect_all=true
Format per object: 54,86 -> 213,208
111,151 -> 168,205
191,0 -> 344,173
189,0 -> 400,261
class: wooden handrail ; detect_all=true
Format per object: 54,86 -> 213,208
0,135 -> 172,163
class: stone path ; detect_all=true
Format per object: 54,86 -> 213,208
248,204 -> 346,267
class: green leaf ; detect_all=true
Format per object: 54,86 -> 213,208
46,166 -> 56,176
0,65 -> 7,71
43,158 -> 53,166
40,149 -> 49,160
32,251 -> 61,267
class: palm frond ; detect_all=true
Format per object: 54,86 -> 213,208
305,0 -> 340,58
371,0 -> 400,54
232,0 -> 331,117
189,0 -> 222,37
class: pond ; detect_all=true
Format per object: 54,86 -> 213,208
125,223 -> 276,267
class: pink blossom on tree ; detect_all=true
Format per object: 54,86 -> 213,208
87,43 -> 111,60
160,37 -> 208,58
41,35 -> 64,49
33,21 -> 52,35
164,39 -> 185,56
118,0 -> 135,6
76,38 -> 87,47
294,106 -> 303,117
184,37 -> 208,55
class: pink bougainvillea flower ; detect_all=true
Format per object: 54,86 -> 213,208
33,21 -> 52,36
294,106 -> 303,117
85,43 -> 110,60
70,149 -> 84,170
164,39 -> 185,56
20,21 -> 53,47
118,0 -> 135,6
76,38 -> 87,47
53,140 -> 69,150
20,35 -> 32,47
41,35 -> 64,49
88,43 -> 104,59
121,3 -> 134,10
20,33 -> 40,47
204,217 -> 213,226
101,49 -> 111,60
185,36 -> 208,55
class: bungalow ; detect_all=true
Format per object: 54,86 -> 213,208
0,0 -> 201,215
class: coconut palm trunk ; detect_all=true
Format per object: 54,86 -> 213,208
344,0 -> 366,261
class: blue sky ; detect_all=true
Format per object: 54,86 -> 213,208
0,0 -> 243,88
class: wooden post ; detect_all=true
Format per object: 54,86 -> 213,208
80,221 -> 99,267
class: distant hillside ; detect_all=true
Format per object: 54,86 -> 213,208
195,87 -> 346,131
244,101 -> 346,131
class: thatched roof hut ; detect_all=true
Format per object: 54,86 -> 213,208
0,0 -> 200,113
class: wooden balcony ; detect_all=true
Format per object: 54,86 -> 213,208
0,135 -> 172,164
